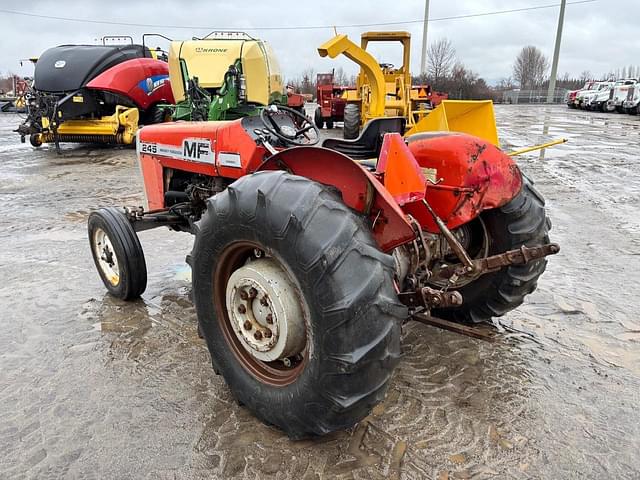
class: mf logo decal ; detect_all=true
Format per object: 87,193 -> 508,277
54,60 -> 66,68
183,138 -> 214,164
137,138 -> 214,165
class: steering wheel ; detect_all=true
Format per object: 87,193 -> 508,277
259,105 -> 319,146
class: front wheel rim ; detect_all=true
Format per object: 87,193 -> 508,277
93,227 -> 120,286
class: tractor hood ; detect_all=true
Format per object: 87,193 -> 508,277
34,44 -> 151,93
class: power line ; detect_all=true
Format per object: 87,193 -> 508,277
0,1 -> 597,32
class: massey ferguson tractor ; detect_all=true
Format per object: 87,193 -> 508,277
88,106 -> 559,438
16,38 -> 174,150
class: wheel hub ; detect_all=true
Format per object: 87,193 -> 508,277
225,258 -> 306,362
93,227 -> 120,286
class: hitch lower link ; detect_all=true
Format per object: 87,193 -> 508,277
398,243 -> 560,311
431,243 -> 560,283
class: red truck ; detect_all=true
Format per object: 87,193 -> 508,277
314,72 -> 351,129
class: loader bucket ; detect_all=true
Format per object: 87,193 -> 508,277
405,100 -> 499,146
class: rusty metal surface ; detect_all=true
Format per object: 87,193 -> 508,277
398,287 -> 462,311
1,105 -> 640,478
411,313 -> 498,342
432,243 -> 561,282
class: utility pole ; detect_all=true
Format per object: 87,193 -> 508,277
420,0 -> 430,75
546,0 -> 566,103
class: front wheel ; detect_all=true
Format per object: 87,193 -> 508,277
88,207 -> 147,300
191,171 -> 404,438
144,104 -> 170,125
432,177 -> 550,323
313,106 -> 324,129
29,133 -> 42,147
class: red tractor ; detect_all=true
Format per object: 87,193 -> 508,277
314,71 -> 350,129
88,106 -> 559,438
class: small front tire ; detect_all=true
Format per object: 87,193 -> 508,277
29,133 -> 42,147
88,207 -> 147,300
144,104 -> 170,125
313,106 -> 324,129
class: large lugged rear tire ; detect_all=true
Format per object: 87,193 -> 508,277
191,171 -> 405,438
343,103 -> 360,140
433,177 -> 550,323
88,207 -> 147,300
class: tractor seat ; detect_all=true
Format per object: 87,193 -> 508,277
322,117 -> 406,160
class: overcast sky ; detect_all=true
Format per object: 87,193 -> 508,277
1,0 -> 638,84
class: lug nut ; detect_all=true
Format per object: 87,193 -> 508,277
266,313 -> 273,324
254,331 -> 263,341
238,304 -> 246,314
249,287 -> 258,299
239,290 -> 249,300
264,329 -> 272,338
243,320 -> 252,331
260,296 -> 269,306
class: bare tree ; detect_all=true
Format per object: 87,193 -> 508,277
496,77 -> 515,91
513,46 -> 549,89
333,67 -> 349,86
427,38 -> 456,87
579,70 -> 593,83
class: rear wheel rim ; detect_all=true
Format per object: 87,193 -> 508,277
93,227 -> 120,286
214,241 -> 309,386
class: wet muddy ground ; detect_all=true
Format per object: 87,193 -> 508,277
1,105 -> 639,479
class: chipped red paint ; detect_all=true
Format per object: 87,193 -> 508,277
405,133 -> 523,233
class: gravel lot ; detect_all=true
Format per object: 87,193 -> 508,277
1,105 -> 639,479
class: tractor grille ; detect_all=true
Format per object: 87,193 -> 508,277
627,87 -> 635,100
609,88 -> 614,100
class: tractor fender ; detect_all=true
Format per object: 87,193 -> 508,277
258,146 -> 415,252
404,132 -> 523,233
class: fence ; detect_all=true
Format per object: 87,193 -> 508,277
502,88 -> 569,104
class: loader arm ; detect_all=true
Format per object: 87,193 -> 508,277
318,34 -> 386,118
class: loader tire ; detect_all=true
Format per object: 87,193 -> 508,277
343,103 -> 360,140
191,171 -> 404,438
313,106 -> 324,129
433,177 -> 550,323
88,207 -> 147,300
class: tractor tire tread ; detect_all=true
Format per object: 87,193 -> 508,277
88,207 -> 147,300
433,177 -> 550,323
343,104 -> 360,140
192,171 -> 404,438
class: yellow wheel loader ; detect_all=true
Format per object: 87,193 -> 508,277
318,31 -> 499,144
